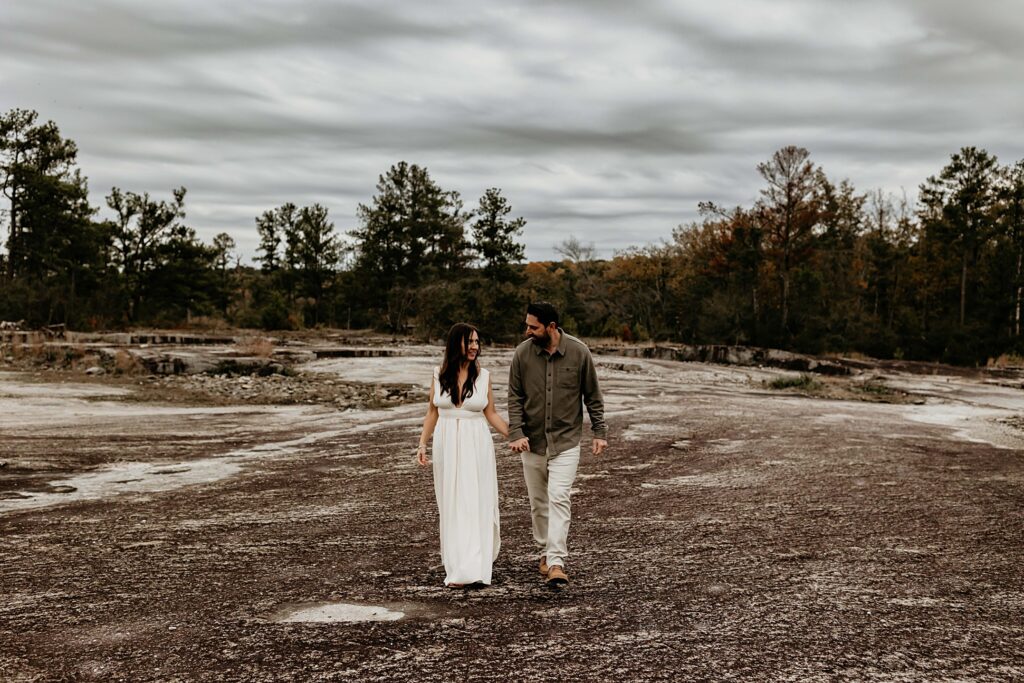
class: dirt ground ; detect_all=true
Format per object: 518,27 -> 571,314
2,345 -> 1023,682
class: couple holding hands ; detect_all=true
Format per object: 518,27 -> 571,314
417,301 -> 608,588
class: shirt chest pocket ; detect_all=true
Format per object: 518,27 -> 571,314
557,365 -> 578,388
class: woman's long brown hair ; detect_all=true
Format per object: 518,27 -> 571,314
438,323 -> 480,406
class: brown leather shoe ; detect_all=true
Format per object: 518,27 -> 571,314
546,565 -> 569,586
539,556 -> 549,576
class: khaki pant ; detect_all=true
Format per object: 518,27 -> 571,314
520,445 -> 581,569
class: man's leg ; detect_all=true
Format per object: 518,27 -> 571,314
544,445 -> 581,570
520,451 -> 549,557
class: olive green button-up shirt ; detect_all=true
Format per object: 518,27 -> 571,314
507,330 -> 607,456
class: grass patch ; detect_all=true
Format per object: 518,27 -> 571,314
853,381 -> 895,396
237,336 -> 275,358
113,350 -> 144,374
988,353 -> 1024,368
766,374 -> 821,391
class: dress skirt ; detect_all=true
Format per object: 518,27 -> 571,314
432,408 -> 500,585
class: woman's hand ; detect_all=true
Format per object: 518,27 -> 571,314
416,444 -> 429,466
509,437 -> 530,453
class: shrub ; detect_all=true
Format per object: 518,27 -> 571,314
767,373 -> 820,390
237,336 -> 274,358
114,350 -> 143,374
988,353 -> 1024,368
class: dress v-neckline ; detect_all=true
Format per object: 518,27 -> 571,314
453,374 -> 469,408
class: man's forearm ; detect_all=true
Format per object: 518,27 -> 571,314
582,352 -> 607,438
507,400 -> 526,441
507,357 -> 526,441
584,397 -> 607,438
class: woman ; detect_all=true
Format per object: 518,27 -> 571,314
417,323 -> 508,587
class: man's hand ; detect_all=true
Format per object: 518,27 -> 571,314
509,437 -> 530,453
592,438 -> 608,456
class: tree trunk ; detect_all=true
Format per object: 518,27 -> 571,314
888,266 -> 899,330
751,280 -> 759,345
1016,246 -> 1022,337
6,180 -> 18,278
960,253 -> 968,328
67,269 -> 76,326
781,270 -> 790,334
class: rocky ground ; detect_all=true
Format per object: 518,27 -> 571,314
2,340 -> 1023,681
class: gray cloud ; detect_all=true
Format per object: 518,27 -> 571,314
2,0 -> 1023,262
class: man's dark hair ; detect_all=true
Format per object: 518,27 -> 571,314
527,301 -> 559,327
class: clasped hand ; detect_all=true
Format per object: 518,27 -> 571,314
509,437 -> 607,456
421,437 -> 607,463
508,437 -> 530,453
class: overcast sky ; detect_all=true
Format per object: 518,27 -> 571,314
3,0 -> 1023,262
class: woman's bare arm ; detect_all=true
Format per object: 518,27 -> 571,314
483,376 -> 509,438
417,378 -> 439,466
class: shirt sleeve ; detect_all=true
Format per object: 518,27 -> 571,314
581,349 -> 607,439
507,350 -> 527,441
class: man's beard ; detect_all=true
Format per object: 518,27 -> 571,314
530,332 -> 550,347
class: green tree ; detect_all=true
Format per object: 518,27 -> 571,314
105,186 -> 187,321
812,178 -> 867,350
998,160 -> 1024,338
253,202 -> 300,305
606,243 -> 677,341
146,225 -> 218,324
254,203 -> 296,273
856,190 -> 917,356
688,202 -> 765,344
0,108 -> 103,325
295,203 -> 340,325
471,187 -> 526,280
460,188 -> 528,340
919,147 -> 1000,328
754,146 -> 826,339
211,232 -> 236,315
351,161 -> 468,331
555,235 -> 609,336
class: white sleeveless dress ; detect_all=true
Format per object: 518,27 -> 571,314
431,367 -> 500,586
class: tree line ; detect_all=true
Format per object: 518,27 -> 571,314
2,107 -> 1023,364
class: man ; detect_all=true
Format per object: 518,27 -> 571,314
508,301 -> 608,586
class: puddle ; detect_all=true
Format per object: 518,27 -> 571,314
0,396 -> 289,429
274,602 -> 405,624
0,459 -> 245,513
902,404 -> 1023,449
302,354 -> 442,388
0,375 -> 130,398
0,421 -> 353,514
0,370 -> 370,514
276,602 -> 403,626
269,595 -> 457,624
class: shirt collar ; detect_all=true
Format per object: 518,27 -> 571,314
532,327 -> 567,357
